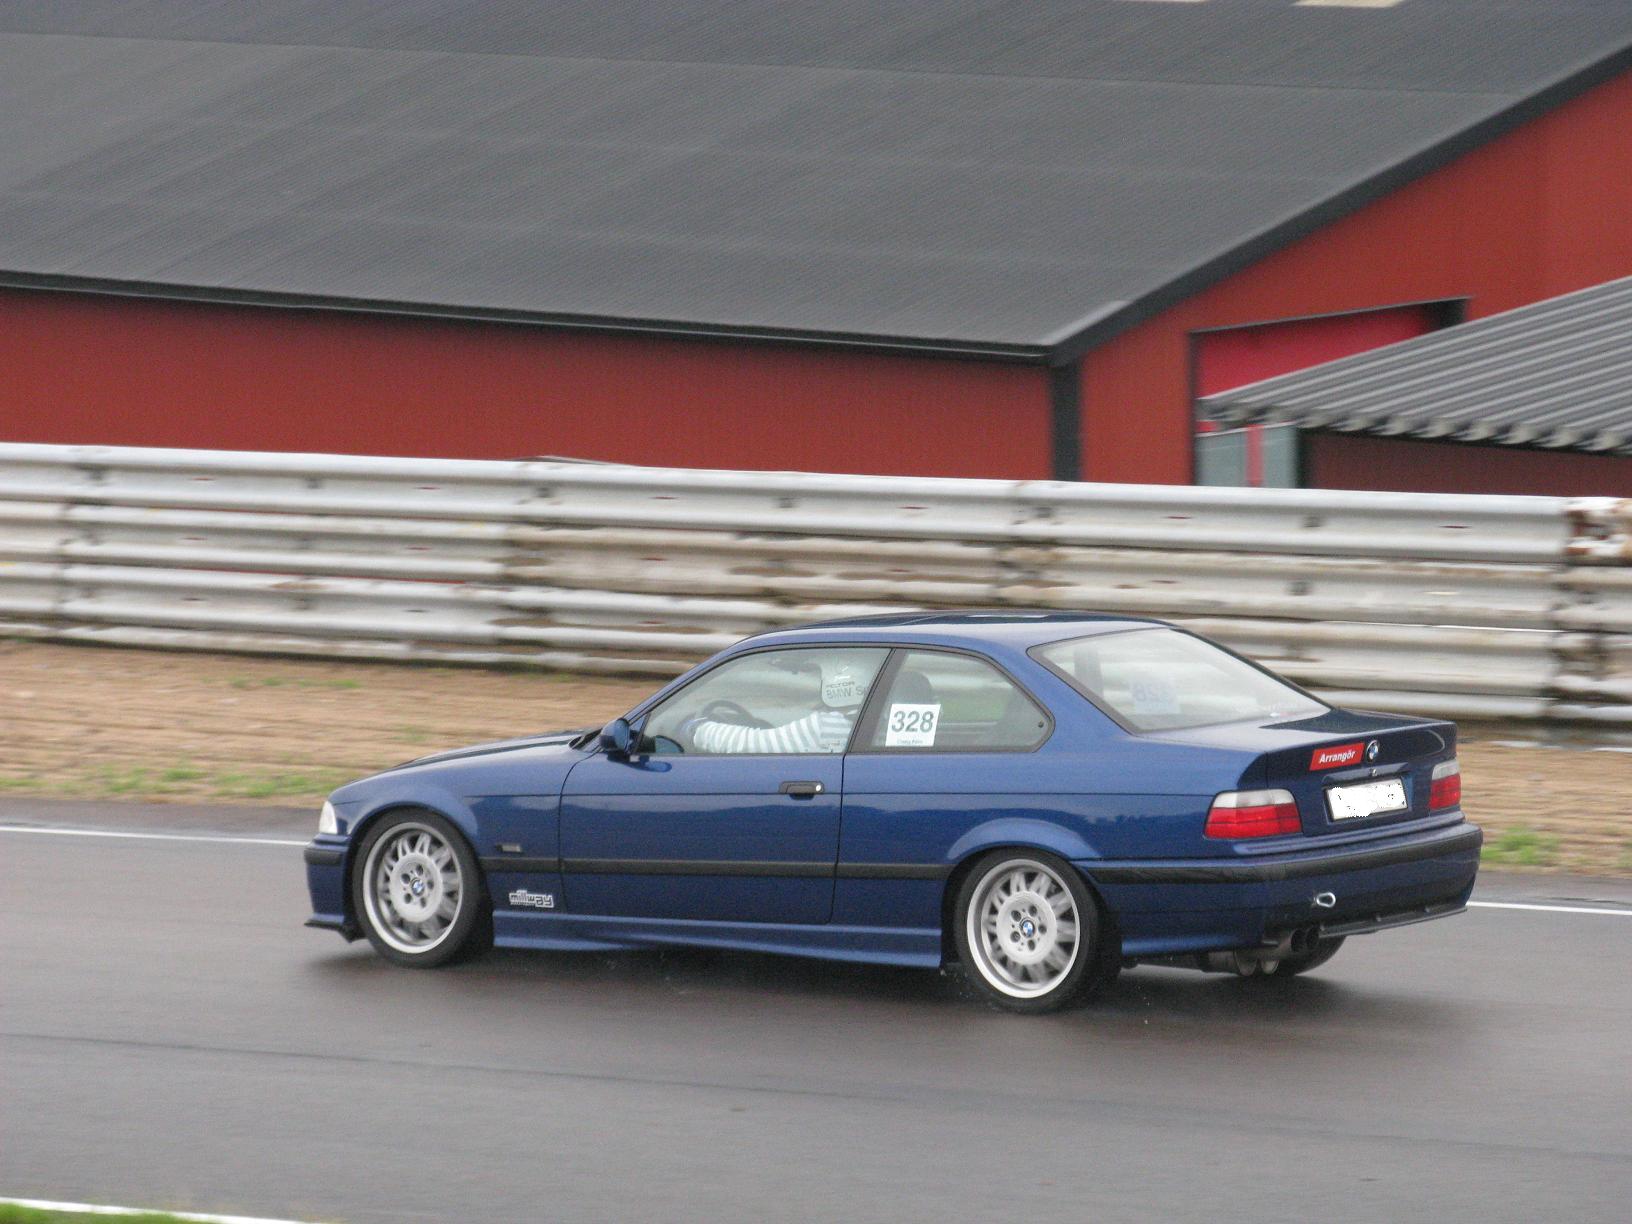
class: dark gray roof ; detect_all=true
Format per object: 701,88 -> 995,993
1199,277 -> 1632,456
3,1 -> 1632,357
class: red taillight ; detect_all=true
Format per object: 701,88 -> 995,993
1206,789 -> 1301,839
1430,759 -> 1461,810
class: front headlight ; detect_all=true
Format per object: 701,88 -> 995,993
317,800 -> 339,835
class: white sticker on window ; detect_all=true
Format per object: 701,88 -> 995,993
884,702 -> 941,747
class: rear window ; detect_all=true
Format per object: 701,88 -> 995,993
1032,628 -> 1325,733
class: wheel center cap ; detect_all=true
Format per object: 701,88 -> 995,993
1020,919 -> 1036,938
411,877 -> 426,896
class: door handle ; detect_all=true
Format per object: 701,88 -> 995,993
779,780 -> 825,797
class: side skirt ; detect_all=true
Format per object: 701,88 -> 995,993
493,910 -> 943,968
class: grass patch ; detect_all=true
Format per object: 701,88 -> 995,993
1484,826 -> 1562,867
0,1207 -> 255,1224
27,762 -> 351,803
93,763 -> 207,795
210,769 -> 351,800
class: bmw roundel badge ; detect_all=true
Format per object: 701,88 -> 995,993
1365,740 -> 1381,762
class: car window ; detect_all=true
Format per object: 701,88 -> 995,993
1032,628 -> 1325,732
642,648 -> 888,755
862,651 -> 1049,752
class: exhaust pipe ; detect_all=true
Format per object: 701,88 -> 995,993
1167,927 -> 1322,976
1131,926 -> 1323,975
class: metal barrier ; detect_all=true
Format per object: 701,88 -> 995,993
1,443 -> 1628,721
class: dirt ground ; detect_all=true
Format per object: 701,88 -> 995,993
1,640 -> 1626,875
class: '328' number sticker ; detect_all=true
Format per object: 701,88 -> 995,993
885,703 -> 940,747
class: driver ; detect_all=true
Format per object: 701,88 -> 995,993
683,657 -> 869,754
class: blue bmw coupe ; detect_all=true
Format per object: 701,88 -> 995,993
305,613 -> 1481,1012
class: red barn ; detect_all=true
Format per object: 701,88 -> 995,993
2,1 -> 1631,494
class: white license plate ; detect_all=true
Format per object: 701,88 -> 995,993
1327,776 -> 1409,821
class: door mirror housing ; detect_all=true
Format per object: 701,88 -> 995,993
599,717 -> 640,757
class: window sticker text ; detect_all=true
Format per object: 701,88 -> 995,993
884,703 -> 941,748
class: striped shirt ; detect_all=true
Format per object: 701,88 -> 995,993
690,709 -> 854,754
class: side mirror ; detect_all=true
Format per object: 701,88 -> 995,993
599,717 -> 639,757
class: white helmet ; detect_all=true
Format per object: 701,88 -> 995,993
820,658 -> 867,710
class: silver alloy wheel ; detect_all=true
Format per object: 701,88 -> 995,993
966,858 -> 1081,999
362,821 -> 464,955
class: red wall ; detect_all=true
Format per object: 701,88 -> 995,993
1305,433 -> 1632,497
0,290 -> 1052,479
1192,306 -> 1442,399
1083,68 -> 1632,488
6,68 -> 1632,490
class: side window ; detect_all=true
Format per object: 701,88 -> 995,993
864,651 -> 1049,752
642,648 -> 888,755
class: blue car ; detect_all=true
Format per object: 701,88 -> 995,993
304,613 -> 1480,1012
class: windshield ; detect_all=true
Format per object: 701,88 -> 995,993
1032,628 -> 1325,732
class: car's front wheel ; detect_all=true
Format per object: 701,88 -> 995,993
953,850 -> 1109,1013
352,810 -> 490,968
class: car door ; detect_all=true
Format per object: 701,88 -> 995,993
836,648 -> 1060,928
560,646 -> 889,924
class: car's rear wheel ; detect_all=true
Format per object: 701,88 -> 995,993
353,810 -> 490,968
953,850 -> 1107,1013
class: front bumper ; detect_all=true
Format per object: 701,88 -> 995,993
1078,819 -> 1482,957
304,834 -> 355,938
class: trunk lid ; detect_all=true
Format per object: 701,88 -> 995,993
1149,709 -> 1458,836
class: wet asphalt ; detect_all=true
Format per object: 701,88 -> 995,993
2,799 -> 1629,1224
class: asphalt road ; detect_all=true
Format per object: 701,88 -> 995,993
3,800 -> 1630,1224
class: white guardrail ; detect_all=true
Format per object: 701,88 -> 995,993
1,443 -> 1629,722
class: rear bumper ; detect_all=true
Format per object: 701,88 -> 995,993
1086,822 -> 1481,883
1317,898 -> 1466,938
1078,820 -> 1481,957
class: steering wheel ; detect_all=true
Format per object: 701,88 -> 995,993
700,699 -> 773,730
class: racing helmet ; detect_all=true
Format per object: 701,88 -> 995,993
819,657 -> 869,710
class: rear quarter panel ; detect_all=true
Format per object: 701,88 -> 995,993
836,738 -> 1258,929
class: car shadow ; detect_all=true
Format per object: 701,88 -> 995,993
305,941 -> 1452,1031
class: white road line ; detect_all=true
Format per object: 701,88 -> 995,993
1468,900 -> 1632,917
0,1196 -> 324,1223
0,824 -> 305,848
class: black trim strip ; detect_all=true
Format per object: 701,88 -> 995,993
564,857 -> 832,878
550,857 -> 954,880
303,846 -> 343,867
1085,825 -> 1483,884
837,862 -> 953,880
479,856 -> 561,873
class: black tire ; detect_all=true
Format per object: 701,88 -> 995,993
951,849 -> 1112,1014
351,809 -> 492,968
1272,936 -> 1345,977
